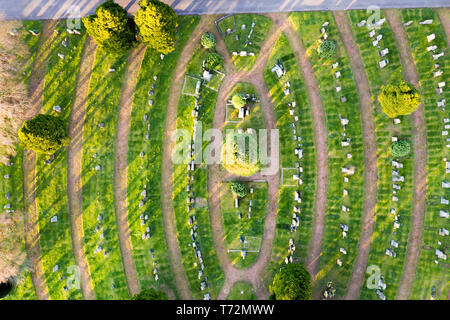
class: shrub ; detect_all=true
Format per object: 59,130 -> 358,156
230,182 -> 247,198
201,32 -> 216,49
205,52 -> 222,71
135,0 -> 178,54
82,0 -> 138,54
269,263 -> 312,300
378,82 -> 421,118
231,93 -> 246,109
391,140 -> 410,157
318,40 -> 336,59
131,288 -> 167,300
18,114 -> 70,154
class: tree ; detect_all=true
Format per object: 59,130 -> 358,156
378,82 -> 421,118
221,135 -> 260,177
231,93 -> 246,109
135,0 -> 178,54
0,19 -> 32,164
391,140 -> 410,157
269,263 -> 312,300
201,32 -> 216,49
205,52 -> 222,71
131,288 -> 168,300
230,182 -> 247,198
0,212 -> 26,285
82,0 -> 138,54
318,40 -> 336,59
18,114 -> 70,154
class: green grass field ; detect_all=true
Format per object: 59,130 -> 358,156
226,281 -> 256,300
127,16 -> 199,298
262,33 -> 317,290
290,11 -> 365,299
81,48 -> 130,300
220,14 -> 273,71
221,182 -> 268,268
401,8 -> 450,300
173,43 -> 225,299
349,9 -> 414,300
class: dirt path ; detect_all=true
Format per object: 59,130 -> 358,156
282,15 -> 329,282
385,9 -> 428,300
67,36 -> 96,300
160,16 -> 215,300
22,20 -> 56,300
437,8 -> 450,48
333,11 -> 379,300
113,44 -> 146,297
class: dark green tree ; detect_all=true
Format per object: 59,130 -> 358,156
205,52 -> 222,71
135,0 -> 178,54
269,263 -> 312,300
391,140 -> 411,157
230,182 -> 247,198
201,32 -> 216,49
82,0 -> 138,54
317,40 -> 336,59
378,82 -> 421,118
18,114 -> 70,154
131,288 -> 168,300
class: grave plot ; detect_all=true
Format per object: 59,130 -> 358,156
349,10 -> 414,300
127,16 -> 199,297
81,49 -> 130,299
401,8 -> 450,300
262,33 -> 316,288
221,182 -> 268,268
172,44 -> 225,300
35,20 -> 86,300
1,20 -> 42,300
217,14 -> 272,71
226,281 -> 256,300
290,11 -> 365,298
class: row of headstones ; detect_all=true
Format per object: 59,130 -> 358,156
234,186 -> 254,220
231,21 -> 256,55
357,18 -> 390,69
3,158 -> 15,213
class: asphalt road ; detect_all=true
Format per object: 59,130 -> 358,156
0,0 -> 448,20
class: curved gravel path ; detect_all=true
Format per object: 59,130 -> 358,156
67,36 -> 96,300
22,20 -> 56,300
113,44 -> 146,297
437,8 -> 450,48
333,11 -> 379,300
160,16 -> 213,300
385,9 -> 428,300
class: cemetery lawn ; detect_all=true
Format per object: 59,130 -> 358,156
36,20 -> 86,300
290,11 -> 365,298
127,15 -> 199,298
226,281 -> 256,300
221,182 -> 268,268
401,8 -> 450,300
220,14 -> 273,71
348,9 -> 414,300
173,44 -> 225,299
262,33 -> 316,289
81,48 -> 130,300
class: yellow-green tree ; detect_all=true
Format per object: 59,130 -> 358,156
378,82 -> 421,118
82,0 -> 138,54
135,0 -> 178,54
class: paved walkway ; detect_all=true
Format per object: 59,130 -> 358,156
0,0 -> 447,20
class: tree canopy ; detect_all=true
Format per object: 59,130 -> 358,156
205,52 -> 222,71
82,0 -> 138,54
269,263 -> 312,300
201,32 -> 216,49
131,288 -> 168,300
221,135 -> 260,177
391,140 -> 411,157
378,82 -> 421,118
317,40 -> 336,59
231,93 -> 246,109
135,0 -> 178,54
230,182 -> 247,198
18,114 -> 70,154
